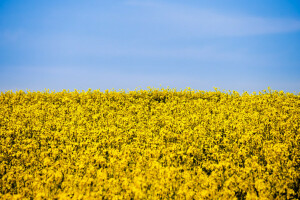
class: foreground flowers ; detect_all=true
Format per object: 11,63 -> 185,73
0,88 -> 299,199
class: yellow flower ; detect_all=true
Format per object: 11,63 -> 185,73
0,88 -> 299,199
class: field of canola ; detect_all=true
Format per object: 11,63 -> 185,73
0,88 -> 299,199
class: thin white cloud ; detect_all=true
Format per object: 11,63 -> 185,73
126,0 -> 300,36
24,34 -> 275,68
31,35 -> 256,64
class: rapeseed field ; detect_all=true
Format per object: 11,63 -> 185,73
0,88 -> 299,199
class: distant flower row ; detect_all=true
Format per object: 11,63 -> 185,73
0,88 -> 299,199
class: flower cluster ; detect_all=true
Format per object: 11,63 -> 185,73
0,88 -> 299,199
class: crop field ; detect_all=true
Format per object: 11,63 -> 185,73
0,88 -> 299,199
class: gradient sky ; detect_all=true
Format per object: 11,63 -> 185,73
1,0 -> 300,93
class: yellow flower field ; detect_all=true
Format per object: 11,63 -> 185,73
0,88 -> 299,199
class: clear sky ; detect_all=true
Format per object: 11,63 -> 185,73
1,0 -> 300,93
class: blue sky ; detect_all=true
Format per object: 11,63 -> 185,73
1,0 -> 300,93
